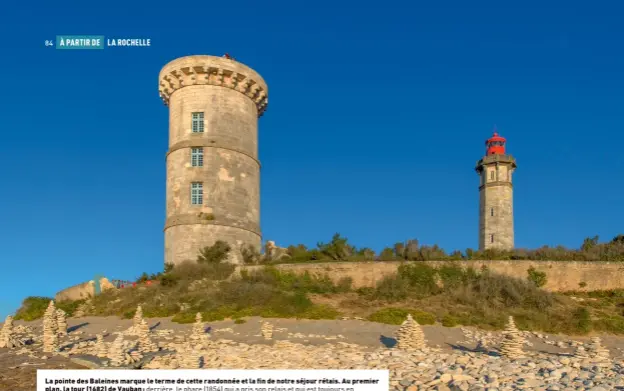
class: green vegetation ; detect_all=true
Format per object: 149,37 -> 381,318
527,267 -> 548,287
14,296 -> 84,321
264,233 -> 624,263
367,308 -> 436,325
12,234 -> 624,337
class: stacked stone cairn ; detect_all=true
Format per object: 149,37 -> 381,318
56,309 -> 68,338
108,333 -> 126,366
261,321 -> 274,340
128,349 -> 143,364
42,301 -> 59,353
190,312 -> 205,341
180,342 -> 202,369
395,314 -> 427,351
499,316 -> 525,359
0,315 -> 23,349
136,318 -> 158,353
126,305 -> 143,335
588,336 -> 610,364
94,333 -> 108,358
573,344 -> 590,360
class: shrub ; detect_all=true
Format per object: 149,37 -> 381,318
168,260 -> 235,281
367,308 -> 436,325
317,233 -> 355,260
234,318 -> 246,324
240,267 -> 349,294
441,314 -> 460,327
438,263 -> 468,289
572,307 -> 592,334
171,312 -> 197,324
57,299 -> 85,317
369,275 -> 409,302
14,296 -> 52,321
397,263 -> 439,295
527,267 -> 547,288
197,241 -> 231,264
241,244 -> 261,264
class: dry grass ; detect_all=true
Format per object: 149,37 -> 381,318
16,248 -> 624,335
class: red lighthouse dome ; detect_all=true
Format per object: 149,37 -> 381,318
485,132 -> 506,156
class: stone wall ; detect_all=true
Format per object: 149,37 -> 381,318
236,260 -> 624,292
55,277 -> 116,302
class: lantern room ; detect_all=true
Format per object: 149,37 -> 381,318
485,132 -> 506,155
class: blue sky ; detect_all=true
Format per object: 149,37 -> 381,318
0,0 -> 622,319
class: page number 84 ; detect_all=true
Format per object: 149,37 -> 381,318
45,40 -> 54,47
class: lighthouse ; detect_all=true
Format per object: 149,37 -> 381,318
475,131 -> 517,250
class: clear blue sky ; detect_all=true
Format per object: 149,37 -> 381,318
1,0 -> 622,319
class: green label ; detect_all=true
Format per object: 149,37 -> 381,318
56,35 -> 105,49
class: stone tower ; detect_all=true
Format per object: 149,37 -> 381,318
475,131 -> 517,251
158,55 -> 268,265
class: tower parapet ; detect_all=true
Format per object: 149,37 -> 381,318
159,55 -> 268,265
159,55 -> 268,115
475,132 -> 517,251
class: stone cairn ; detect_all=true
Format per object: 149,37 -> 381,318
261,321 -> 274,340
56,309 -> 68,338
190,312 -> 208,342
42,301 -> 59,353
94,333 -> 108,357
136,319 -> 158,353
108,333 -> 126,366
126,305 -> 144,335
0,315 -> 23,349
180,342 -> 202,369
395,314 -> 427,351
587,336 -> 610,363
191,313 -> 203,337
573,343 -> 590,360
499,316 -> 525,359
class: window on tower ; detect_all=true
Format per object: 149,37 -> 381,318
490,208 -> 494,217
191,182 -> 203,205
191,112 -> 204,133
490,234 -> 494,243
490,171 -> 495,181
191,147 -> 204,167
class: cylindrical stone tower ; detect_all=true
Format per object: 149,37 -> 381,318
475,131 -> 517,251
158,55 -> 268,265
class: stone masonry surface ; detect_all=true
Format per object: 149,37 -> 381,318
235,260 -> 624,292
476,154 -> 516,250
159,55 -> 268,265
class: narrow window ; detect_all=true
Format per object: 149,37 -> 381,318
191,147 -> 204,167
191,182 -> 203,205
191,112 -> 204,133
490,234 -> 494,243
490,208 -> 494,217
490,171 -> 495,181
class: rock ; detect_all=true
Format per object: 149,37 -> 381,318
498,316 -> 524,360
395,314 -> 426,351
42,301 -> 59,353
136,319 -> 158,353
56,309 -> 68,338
261,322 -> 274,340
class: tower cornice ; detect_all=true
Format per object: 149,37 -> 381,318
158,55 -> 268,117
475,154 -> 517,173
